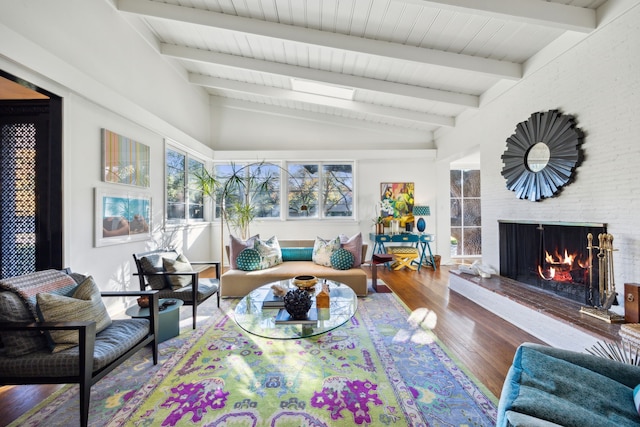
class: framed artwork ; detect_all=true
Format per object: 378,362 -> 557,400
95,187 -> 151,247
102,129 -> 150,187
380,182 -> 415,224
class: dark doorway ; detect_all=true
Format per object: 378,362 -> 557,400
0,72 -> 63,278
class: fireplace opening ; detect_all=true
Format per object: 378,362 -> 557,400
499,221 -> 607,305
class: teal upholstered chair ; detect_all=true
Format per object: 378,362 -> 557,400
498,342 -> 640,427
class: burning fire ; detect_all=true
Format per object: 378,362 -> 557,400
538,249 -> 588,282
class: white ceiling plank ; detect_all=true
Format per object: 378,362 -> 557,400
161,43 -> 479,107
213,98 -> 437,140
190,73 -> 455,127
117,0 -> 522,79
395,0 -> 596,32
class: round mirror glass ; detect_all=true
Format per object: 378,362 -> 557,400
526,142 -> 551,172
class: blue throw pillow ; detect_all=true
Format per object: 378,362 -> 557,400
236,248 -> 262,271
331,248 -> 354,270
281,247 -> 314,261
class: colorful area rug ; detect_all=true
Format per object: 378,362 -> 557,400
11,287 -> 497,426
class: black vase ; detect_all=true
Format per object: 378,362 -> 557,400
283,289 -> 313,320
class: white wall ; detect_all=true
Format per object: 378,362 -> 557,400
0,1 -> 215,311
436,3 -> 640,312
208,150 -> 439,264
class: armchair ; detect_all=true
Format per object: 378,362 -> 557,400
133,249 -> 220,329
0,269 -> 159,427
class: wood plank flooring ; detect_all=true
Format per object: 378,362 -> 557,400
1,265 -> 609,425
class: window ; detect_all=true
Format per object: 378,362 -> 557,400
166,147 -> 205,223
450,169 -> 481,257
287,162 -> 354,219
213,162 -> 281,219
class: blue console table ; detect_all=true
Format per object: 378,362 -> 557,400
368,232 -> 436,271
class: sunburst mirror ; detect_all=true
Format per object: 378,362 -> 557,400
501,110 -> 583,202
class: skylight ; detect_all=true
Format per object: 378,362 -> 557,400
291,79 -> 354,100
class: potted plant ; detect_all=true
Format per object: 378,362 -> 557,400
193,161 -> 282,270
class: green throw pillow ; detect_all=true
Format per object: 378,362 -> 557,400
36,276 -> 112,353
237,248 -> 262,271
331,248 -> 354,270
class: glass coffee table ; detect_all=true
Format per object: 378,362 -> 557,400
234,279 -> 357,339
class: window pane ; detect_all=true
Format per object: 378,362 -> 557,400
463,227 -> 482,255
463,170 -> 481,197
166,149 -> 185,221
463,198 -> 481,226
250,163 -> 280,218
450,170 -> 462,198
288,163 -> 318,218
323,164 -> 353,217
450,198 -> 462,226
188,158 -> 204,220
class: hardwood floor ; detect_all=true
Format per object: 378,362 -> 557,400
0,265 -> 543,425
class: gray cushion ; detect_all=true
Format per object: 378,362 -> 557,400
0,291 -> 48,356
155,278 -> 219,303
0,318 -> 149,377
140,252 -> 177,290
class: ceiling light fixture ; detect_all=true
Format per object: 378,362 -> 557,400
291,79 -> 354,100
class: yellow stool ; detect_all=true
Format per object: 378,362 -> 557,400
386,246 -> 419,271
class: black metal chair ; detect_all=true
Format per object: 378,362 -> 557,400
132,249 -> 220,329
0,269 -> 159,427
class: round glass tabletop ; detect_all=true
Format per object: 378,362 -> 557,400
233,279 -> 357,339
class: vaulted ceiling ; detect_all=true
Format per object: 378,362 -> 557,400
115,0 -> 607,142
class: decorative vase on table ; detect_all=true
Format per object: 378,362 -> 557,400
283,288 -> 313,320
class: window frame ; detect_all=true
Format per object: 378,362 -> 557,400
165,144 -> 207,225
212,162 -> 282,221
285,161 -> 355,220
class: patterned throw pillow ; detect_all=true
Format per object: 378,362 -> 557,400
163,254 -> 193,289
139,254 -> 170,290
339,232 -> 363,267
0,291 -> 48,356
229,234 -> 260,269
236,248 -> 262,271
254,236 -> 283,269
36,276 -> 112,353
313,236 -> 341,267
331,248 -> 354,270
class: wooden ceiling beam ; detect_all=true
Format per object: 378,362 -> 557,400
190,74 -> 455,128
397,0 -> 596,33
161,44 -> 479,108
117,0 -> 521,80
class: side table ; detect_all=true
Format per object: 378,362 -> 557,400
371,253 -> 393,293
126,298 -> 183,343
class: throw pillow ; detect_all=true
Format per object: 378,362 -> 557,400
0,291 -> 48,357
281,247 -> 314,261
163,254 -> 193,289
229,234 -> 260,269
339,232 -> 363,267
313,236 -> 341,267
236,248 -> 262,271
36,276 -> 112,353
254,236 -> 283,269
634,384 -> 640,415
331,248 -> 354,270
139,255 -> 169,290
